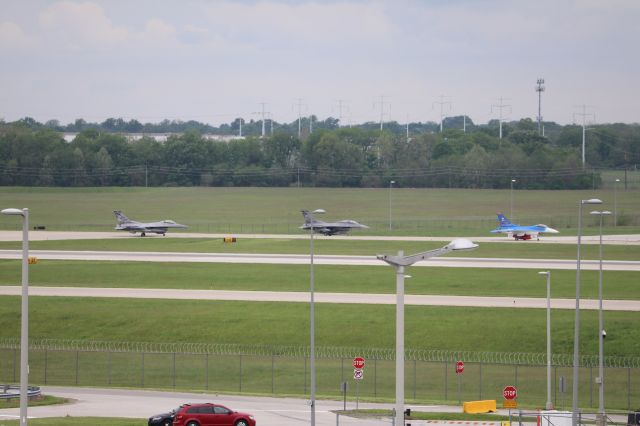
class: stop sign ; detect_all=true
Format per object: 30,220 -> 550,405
455,361 -> 464,374
353,357 -> 365,369
503,385 -> 517,400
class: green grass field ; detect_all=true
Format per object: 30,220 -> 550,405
0,186 -> 637,410
1,238 -> 640,261
0,296 -> 637,356
0,260 -> 639,300
0,187 -> 638,235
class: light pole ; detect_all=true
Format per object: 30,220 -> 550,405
2,208 -> 29,426
591,210 -> 611,424
389,180 -> 395,231
614,179 -> 620,227
572,198 -> 602,426
538,271 -> 553,410
510,179 -> 516,220
304,208 -> 325,426
377,239 -> 478,426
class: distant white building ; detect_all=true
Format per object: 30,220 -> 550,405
62,133 -> 244,143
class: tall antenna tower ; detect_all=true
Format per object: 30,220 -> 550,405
293,98 -> 307,138
433,95 -> 452,133
373,95 -> 390,131
573,104 -> 595,167
491,97 -> 512,139
535,78 -> 545,135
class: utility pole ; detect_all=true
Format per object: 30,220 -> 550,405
374,95 -> 390,131
573,104 -> 595,167
535,78 -> 545,135
433,95 -> 452,133
491,97 -> 512,139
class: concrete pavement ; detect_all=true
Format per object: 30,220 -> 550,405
0,286 -> 638,311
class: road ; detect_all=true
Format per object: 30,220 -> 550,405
0,286 -> 638,311
1,249 -> 639,271
0,386 -> 529,426
0,386 -> 625,425
0,386 -> 394,425
1,230 -> 639,245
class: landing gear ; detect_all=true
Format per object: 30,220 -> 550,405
141,232 -> 146,237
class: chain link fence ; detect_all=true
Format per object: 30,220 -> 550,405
0,340 -> 638,410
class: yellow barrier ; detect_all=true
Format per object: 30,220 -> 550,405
463,399 -> 497,413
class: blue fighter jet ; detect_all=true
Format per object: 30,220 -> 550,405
490,213 -> 559,241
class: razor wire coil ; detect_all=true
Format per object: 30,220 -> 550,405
0,338 -> 637,368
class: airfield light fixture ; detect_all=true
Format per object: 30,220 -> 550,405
389,180 -> 395,231
305,207 -> 324,426
590,210 -> 611,421
510,179 -> 516,220
572,198 -> 602,426
1,208 -> 29,426
538,271 -> 553,410
377,239 -> 478,426
614,179 -> 620,227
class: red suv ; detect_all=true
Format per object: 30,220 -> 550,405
172,403 -> 256,426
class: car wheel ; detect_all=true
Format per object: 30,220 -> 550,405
235,420 -> 249,426
186,422 -> 200,426
163,421 -> 171,426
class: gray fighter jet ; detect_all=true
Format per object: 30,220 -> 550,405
300,209 -> 368,236
113,210 -> 187,236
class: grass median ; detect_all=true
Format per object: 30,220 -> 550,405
0,296 -> 638,356
1,260 -> 639,300
1,238 -> 640,261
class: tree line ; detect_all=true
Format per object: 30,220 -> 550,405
1,116 -> 638,188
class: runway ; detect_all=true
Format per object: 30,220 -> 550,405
1,249 -> 639,271
0,286 -> 638,311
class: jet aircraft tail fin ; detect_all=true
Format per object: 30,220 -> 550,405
496,212 -> 514,228
113,210 -> 130,225
301,209 -> 313,225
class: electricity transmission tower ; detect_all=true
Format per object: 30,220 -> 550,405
573,104 -> 596,167
373,95 -> 390,131
491,97 -> 512,139
433,95 -> 452,133
252,102 -> 270,138
293,98 -> 307,138
334,99 -> 349,127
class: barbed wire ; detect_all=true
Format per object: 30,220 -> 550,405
0,339 -> 637,368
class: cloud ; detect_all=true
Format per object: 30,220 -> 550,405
38,1 -> 128,50
0,21 -> 34,50
202,1 -> 395,48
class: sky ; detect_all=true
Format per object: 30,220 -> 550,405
1,0 -> 639,126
